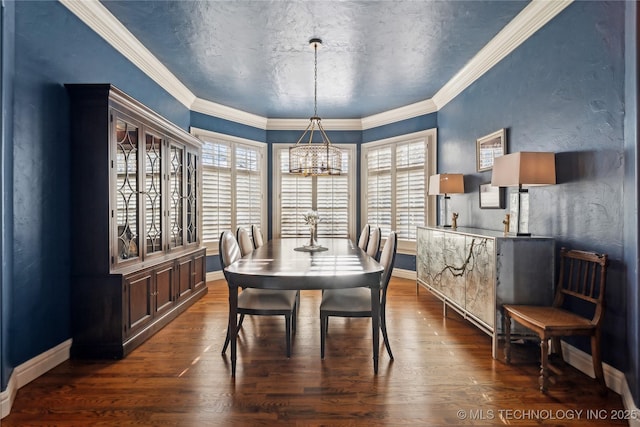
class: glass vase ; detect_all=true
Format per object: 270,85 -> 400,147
307,224 -> 318,248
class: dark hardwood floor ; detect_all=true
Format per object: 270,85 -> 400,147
3,277 -> 626,426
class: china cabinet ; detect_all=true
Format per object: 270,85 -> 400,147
66,84 -> 206,358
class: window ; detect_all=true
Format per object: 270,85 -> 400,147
273,144 -> 356,239
193,128 -> 267,253
362,129 -> 437,252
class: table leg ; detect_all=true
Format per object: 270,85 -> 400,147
371,286 -> 380,374
228,282 -> 238,377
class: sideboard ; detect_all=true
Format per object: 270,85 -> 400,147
416,226 -> 555,358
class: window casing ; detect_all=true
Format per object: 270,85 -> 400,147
361,129 -> 437,253
193,128 -> 267,254
273,144 -> 357,239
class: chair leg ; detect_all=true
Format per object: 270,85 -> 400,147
551,337 -> 563,361
320,314 -> 327,359
381,311 -> 394,360
238,314 -> 245,329
285,314 -> 292,358
222,330 -> 230,355
539,338 -> 549,393
292,301 -> 297,335
503,311 -> 512,364
591,331 -> 607,395
222,314 -> 239,355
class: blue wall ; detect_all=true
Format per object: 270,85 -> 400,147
1,0 -> 15,391
5,0 -> 190,374
437,1 -> 627,373
190,111 -> 266,142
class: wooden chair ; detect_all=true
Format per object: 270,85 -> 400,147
503,247 -> 609,393
357,224 -> 370,250
251,224 -> 264,249
219,231 -> 299,357
366,226 -> 381,261
235,227 -> 255,256
320,231 -> 398,360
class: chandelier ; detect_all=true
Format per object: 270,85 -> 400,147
289,38 -> 342,176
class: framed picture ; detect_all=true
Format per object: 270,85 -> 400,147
479,183 -> 505,209
476,128 -> 506,172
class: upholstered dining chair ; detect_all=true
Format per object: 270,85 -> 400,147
366,226 -> 381,261
219,231 -> 299,357
251,224 -> 264,249
503,247 -> 609,393
357,224 -> 371,251
236,227 -> 255,256
319,231 -> 398,360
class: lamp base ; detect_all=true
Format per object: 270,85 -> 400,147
509,190 -> 530,235
440,195 -> 452,227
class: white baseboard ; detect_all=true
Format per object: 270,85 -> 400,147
562,341 -> 640,427
0,369 -> 16,419
1,338 -> 72,419
206,271 -> 224,283
392,268 -> 416,280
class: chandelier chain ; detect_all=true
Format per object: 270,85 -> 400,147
314,42 -> 318,117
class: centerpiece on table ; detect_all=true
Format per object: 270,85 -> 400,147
303,210 -> 321,249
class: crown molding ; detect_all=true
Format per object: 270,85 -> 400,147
267,118 -> 363,131
361,99 -> 438,130
190,97 -> 268,130
60,0 -> 196,108
62,0 -> 572,130
432,0 -> 573,109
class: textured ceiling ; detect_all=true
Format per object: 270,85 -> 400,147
100,1 -> 529,119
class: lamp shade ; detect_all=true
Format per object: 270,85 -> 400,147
491,152 -> 556,187
428,174 -> 465,195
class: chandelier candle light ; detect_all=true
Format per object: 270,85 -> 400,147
289,38 -> 342,176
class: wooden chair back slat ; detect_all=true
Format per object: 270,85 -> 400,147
555,247 -> 608,323
590,262 -> 598,298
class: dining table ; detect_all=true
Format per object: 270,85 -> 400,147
223,237 -> 384,376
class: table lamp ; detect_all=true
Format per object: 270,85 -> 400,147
428,174 -> 465,227
491,152 -> 556,236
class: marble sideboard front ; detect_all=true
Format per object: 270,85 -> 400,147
416,226 -> 555,358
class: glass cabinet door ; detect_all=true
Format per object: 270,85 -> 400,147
186,150 -> 198,245
169,143 -> 184,249
144,131 -> 163,256
115,116 -> 140,263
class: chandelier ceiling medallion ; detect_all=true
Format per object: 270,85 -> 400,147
289,38 -> 342,176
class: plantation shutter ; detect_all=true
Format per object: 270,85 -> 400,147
200,135 -> 266,247
202,140 -> 232,242
235,144 -> 262,232
279,150 -> 314,237
366,146 -> 393,236
395,139 -> 426,240
317,152 -> 350,237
